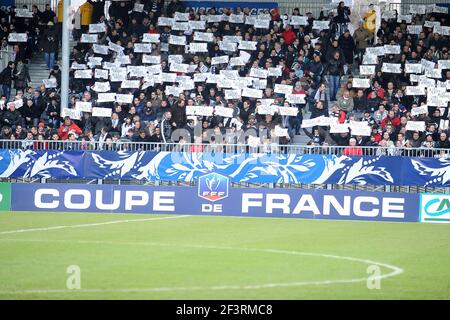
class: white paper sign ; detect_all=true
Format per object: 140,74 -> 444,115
121,80 -> 140,89
211,55 -> 229,65
290,16 -> 308,26
75,101 -> 92,112
142,33 -> 160,43
42,78 -> 57,88
134,43 -> 152,53
242,87 -> 263,99
366,46 -> 385,56
93,81 -> 111,92
349,121 -> 371,136
405,63 -> 423,74
286,94 -> 306,104
411,105 -> 428,116
108,41 -> 124,53
15,9 -> 34,18
384,45 -> 400,55
407,25 -> 422,34
158,17 -> 175,26
362,54 -> 378,65
359,65 -> 375,75
188,20 -> 206,30
115,94 -> 134,104
238,40 -> 257,51
170,62 -> 189,73
92,107 -> 112,117
8,33 -> 27,42
214,106 -> 234,118
80,34 -> 98,43
313,20 -> 330,30
274,84 -> 293,95
109,67 -> 127,81
169,35 -> 186,45
330,123 -> 350,134
142,55 -> 161,64
405,86 -> 426,96
61,108 -> 81,120
224,89 -> 242,100
187,42 -> 208,53
382,63 -> 402,74
268,67 -> 282,77
397,15 -> 412,23
352,78 -> 371,88
193,32 -> 214,42
249,68 -> 269,79
278,107 -> 298,116
229,14 -> 244,24
406,121 -> 426,131
74,69 -> 93,79
89,23 -> 106,33
97,93 -> 116,103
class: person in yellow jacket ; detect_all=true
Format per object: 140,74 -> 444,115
79,1 -> 94,32
363,4 -> 377,33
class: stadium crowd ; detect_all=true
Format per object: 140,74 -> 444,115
0,1 -> 450,154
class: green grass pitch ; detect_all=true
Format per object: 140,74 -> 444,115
0,211 -> 449,299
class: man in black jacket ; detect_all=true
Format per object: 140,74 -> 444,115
0,61 -> 15,101
40,22 -> 59,69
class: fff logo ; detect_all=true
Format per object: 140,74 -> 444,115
197,173 -> 229,213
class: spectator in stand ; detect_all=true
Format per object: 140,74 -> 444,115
58,117 -> 82,140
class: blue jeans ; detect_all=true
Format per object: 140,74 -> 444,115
44,52 -> 55,69
2,85 -> 11,101
327,75 -> 340,101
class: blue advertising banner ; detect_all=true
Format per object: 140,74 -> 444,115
11,181 -> 420,222
1,149 -> 450,187
1,0 -> 15,10
182,1 -> 278,14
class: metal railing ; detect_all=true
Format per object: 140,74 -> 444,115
1,139 -> 449,158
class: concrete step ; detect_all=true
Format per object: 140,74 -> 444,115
293,134 -> 311,144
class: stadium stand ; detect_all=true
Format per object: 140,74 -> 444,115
0,1 -> 449,156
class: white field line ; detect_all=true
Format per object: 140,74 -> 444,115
0,238 -> 404,295
0,215 -> 191,235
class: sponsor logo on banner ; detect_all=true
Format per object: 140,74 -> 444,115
198,173 -> 229,202
420,194 -> 450,223
0,183 -> 11,211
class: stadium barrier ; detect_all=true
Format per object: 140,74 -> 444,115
1,149 -> 450,187
0,140 -> 449,158
0,181 -> 448,223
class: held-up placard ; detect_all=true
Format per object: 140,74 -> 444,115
92,107 -> 112,118
352,78 -> 371,88
8,33 -> 27,42
89,23 -> 106,33
134,43 -> 152,53
405,121 -> 426,132
286,94 -> 306,104
214,106 -> 234,118
312,20 -> 330,30
115,94 -> 134,104
278,107 -> 298,116
359,65 -> 375,75
242,87 -> 262,99
225,89 -> 242,100
188,20 -> 206,30
382,63 -> 402,74
121,80 -> 141,89
75,101 -> 92,112
169,35 -> 186,46
330,123 -> 349,134
80,34 -> 98,43
290,16 -> 308,26
193,32 -> 214,42
61,108 -> 81,120
74,69 -> 93,79
274,84 -> 293,95
238,40 -> 257,51
97,93 -> 116,103
93,44 -> 109,55
349,121 -> 371,136
405,86 -> 426,96
142,55 -> 161,64
404,63 -> 423,74
93,81 -> 111,92
384,45 -> 400,55
411,105 -> 428,116
42,78 -> 57,88
142,33 -> 160,43
211,55 -> 229,65
187,42 -> 208,53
